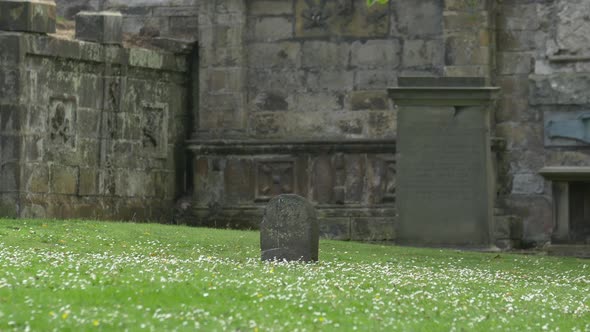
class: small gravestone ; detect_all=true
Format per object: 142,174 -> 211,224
260,194 -> 319,262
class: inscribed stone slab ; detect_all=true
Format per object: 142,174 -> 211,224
544,111 -> 590,147
260,194 -> 319,262
397,105 -> 492,246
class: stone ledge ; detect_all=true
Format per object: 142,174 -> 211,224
187,139 -> 397,155
15,34 -> 187,72
388,87 -> 499,106
539,167 -> 590,181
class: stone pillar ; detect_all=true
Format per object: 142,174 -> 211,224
443,0 -> 495,83
0,33 -> 25,217
389,77 -> 498,247
0,0 -> 56,34
195,0 -> 247,138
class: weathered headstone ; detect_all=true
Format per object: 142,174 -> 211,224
0,0 -> 56,34
260,194 -> 319,262
75,11 -> 122,45
389,77 -> 498,247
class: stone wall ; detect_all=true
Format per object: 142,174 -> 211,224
0,32 -> 189,221
7,0 -> 590,247
184,0 -> 446,240
493,0 -> 590,245
241,0 -> 443,139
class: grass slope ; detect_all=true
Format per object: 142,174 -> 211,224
0,219 -> 588,331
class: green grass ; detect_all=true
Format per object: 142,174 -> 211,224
0,219 -> 588,331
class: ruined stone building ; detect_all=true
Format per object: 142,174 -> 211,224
1,0 -> 589,254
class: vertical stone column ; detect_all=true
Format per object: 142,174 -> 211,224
0,0 -> 56,217
0,33 -> 25,217
443,0 -> 495,83
196,0 -> 247,138
389,77 -> 498,247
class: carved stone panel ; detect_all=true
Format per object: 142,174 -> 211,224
295,0 -> 389,38
141,102 -> 169,159
255,160 -> 296,202
312,156 -> 335,204
48,95 -> 77,149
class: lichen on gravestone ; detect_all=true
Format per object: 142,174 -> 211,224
260,194 -> 319,262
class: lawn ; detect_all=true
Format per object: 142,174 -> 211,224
0,219 -> 588,331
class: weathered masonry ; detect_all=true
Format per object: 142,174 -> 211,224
2,0 -> 590,255
0,0 -> 190,221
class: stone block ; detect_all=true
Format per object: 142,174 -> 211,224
295,0 -> 389,38
0,104 -> 23,134
506,195 -> 552,244
0,0 -> 56,33
305,70 -> 354,91
249,0 -> 292,16
402,39 -> 443,68
354,70 -> 398,90
0,194 -> 18,217
75,11 -> 123,45
0,68 -> 21,103
498,52 -> 533,75
169,16 -> 199,36
351,40 -> 400,69
252,90 -> 291,112
350,91 -> 388,111
224,159 -> 254,204
293,92 -> 343,112
249,16 -> 292,42
498,29 -> 537,52
530,74 -> 590,106
495,122 -> 543,151
1,135 -> 20,162
351,218 -> 395,241
50,165 -> 78,195
445,0 -> 491,12
260,194 -> 319,262
0,34 -> 24,64
78,167 -> 97,196
0,162 -> 19,192
396,0 -> 442,38
497,4 -> 540,31
152,6 -> 199,17
443,65 -> 489,78
319,218 -> 351,240
301,41 -> 350,69
445,36 -> 490,66
121,15 -> 169,35
248,42 -> 300,69
24,164 -> 49,193
443,11 -> 489,32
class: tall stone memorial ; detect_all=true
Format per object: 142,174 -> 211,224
389,78 -> 498,247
